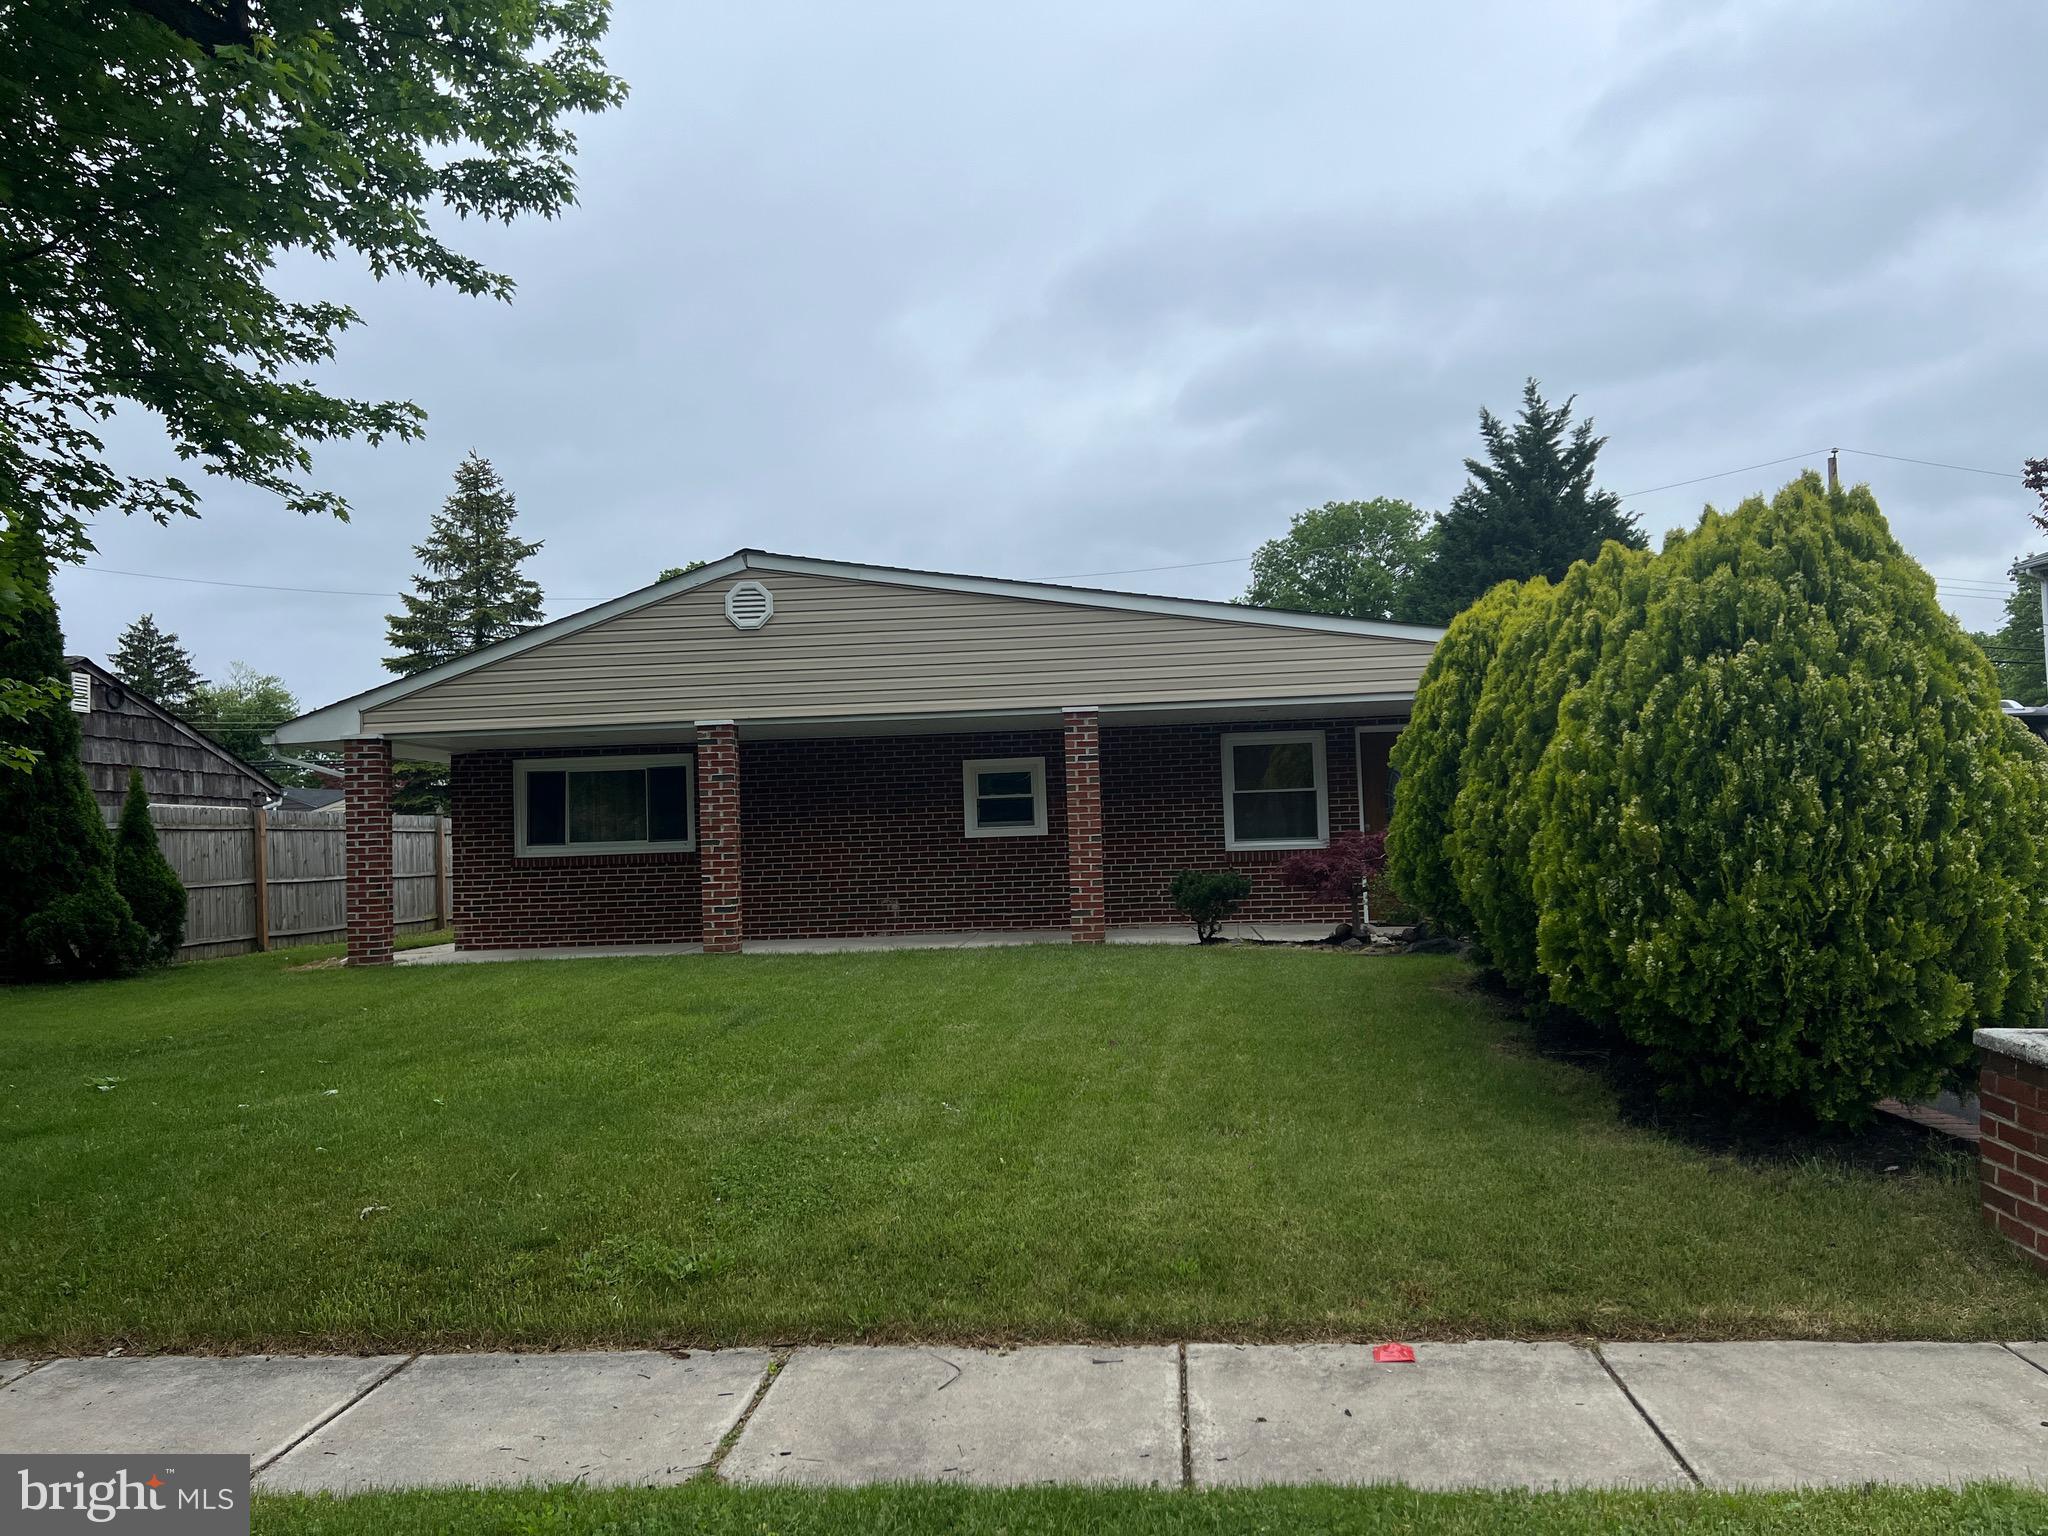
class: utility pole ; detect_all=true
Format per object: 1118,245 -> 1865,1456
1827,448 -> 1839,494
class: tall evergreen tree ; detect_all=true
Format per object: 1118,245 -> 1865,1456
0,528 -> 145,979
110,614 -> 206,714
1400,380 -> 1645,625
385,454 -> 546,676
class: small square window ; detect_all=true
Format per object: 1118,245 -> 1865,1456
962,756 -> 1048,838
1221,730 -> 1328,850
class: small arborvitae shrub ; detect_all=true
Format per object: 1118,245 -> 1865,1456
1170,870 -> 1253,943
1386,578 -> 1547,938
1532,474 -> 2048,1123
114,769 -> 186,966
23,866 -> 149,980
1451,543 -> 1656,995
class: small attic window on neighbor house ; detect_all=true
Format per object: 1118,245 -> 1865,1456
724,580 -> 774,630
69,670 -> 91,712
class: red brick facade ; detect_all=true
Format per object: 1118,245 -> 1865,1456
450,746 -> 702,950
741,729 -> 1067,939
344,738 -> 395,966
1101,720 -> 1358,927
444,717 -> 1360,949
1065,709 -> 1105,943
1978,1043 -> 2048,1274
698,723 -> 743,953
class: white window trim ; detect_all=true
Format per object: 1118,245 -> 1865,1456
1355,721 -> 1405,832
1221,730 -> 1329,851
962,755 -> 1048,838
514,752 -> 696,858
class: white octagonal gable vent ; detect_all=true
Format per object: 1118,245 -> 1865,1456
724,580 -> 775,630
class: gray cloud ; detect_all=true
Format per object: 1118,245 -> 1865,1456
54,0 -> 2048,709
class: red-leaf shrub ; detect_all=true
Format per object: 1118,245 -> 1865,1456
1278,830 -> 1387,927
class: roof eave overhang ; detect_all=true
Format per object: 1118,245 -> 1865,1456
290,692 -> 1420,754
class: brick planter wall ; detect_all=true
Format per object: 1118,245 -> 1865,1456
1976,1030 -> 2048,1273
449,747 -> 702,950
1101,720 -> 1358,928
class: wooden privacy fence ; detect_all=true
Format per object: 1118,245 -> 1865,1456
115,805 -> 451,960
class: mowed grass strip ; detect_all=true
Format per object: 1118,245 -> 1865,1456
253,1484 -> 2048,1536
1,945 -> 2040,1351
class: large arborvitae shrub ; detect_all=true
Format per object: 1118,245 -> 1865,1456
1531,475 -> 2048,1122
1451,544 -> 1656,994
1386,578 -> 1545,937
115,769 -> 186,966
0,533 -> 147,981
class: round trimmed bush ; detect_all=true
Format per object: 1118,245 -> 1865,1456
1387,578 -> 1546,937
1451,543 -> 1656,994
1531,474 -> 2048,1121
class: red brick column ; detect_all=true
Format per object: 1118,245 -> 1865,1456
1064,707 -> 1105,943
697,722 -> 743,953
1977,1030 -> 2048,1273
343,737 -> 395,966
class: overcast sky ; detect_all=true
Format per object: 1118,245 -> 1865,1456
54,0 -> 2048,709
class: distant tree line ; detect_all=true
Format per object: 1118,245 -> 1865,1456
1243,380 -> 1644,626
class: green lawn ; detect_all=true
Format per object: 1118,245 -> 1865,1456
252,1484 -> 2048,1536
1,943 -> 2040,1351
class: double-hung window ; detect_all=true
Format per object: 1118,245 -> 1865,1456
1221,731 -> 1328,850
515,753 -> 695,856
962,756 -> 1048,837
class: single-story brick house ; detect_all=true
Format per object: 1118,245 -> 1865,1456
273,552 -> 1442,963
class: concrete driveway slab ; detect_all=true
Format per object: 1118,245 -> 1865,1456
260,1350 -> 770,1492
724,1346 -> 1178,1487
0,1362 -> 33,1386
0,1355 -> 405,1462
2004,1343 -> 2048,1374
1604,1342 -> 2048,1488
1186,1342 -> 1684,1490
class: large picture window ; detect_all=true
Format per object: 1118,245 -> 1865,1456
515,753 -> 695,856
962,756 -> 1048,838
1221,730 -> 1328,850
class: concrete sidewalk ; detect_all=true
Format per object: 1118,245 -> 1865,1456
4,1342 -> 2046,1493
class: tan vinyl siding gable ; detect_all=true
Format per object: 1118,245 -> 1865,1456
362,570 -> 1434,733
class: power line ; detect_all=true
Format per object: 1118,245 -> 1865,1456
1052,556 -> 1257,580
69,563 -> 601,606
60,444 -> 2042,596
75,566 -> 403,598
1617,452 -> 1827,499
1839,448 -> 2023,480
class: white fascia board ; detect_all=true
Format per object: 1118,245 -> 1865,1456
272,553 -> 753,745
740,551 -> 1448,642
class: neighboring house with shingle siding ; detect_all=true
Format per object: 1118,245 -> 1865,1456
275,550 -> 1443,962
65,655 -> 281,815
